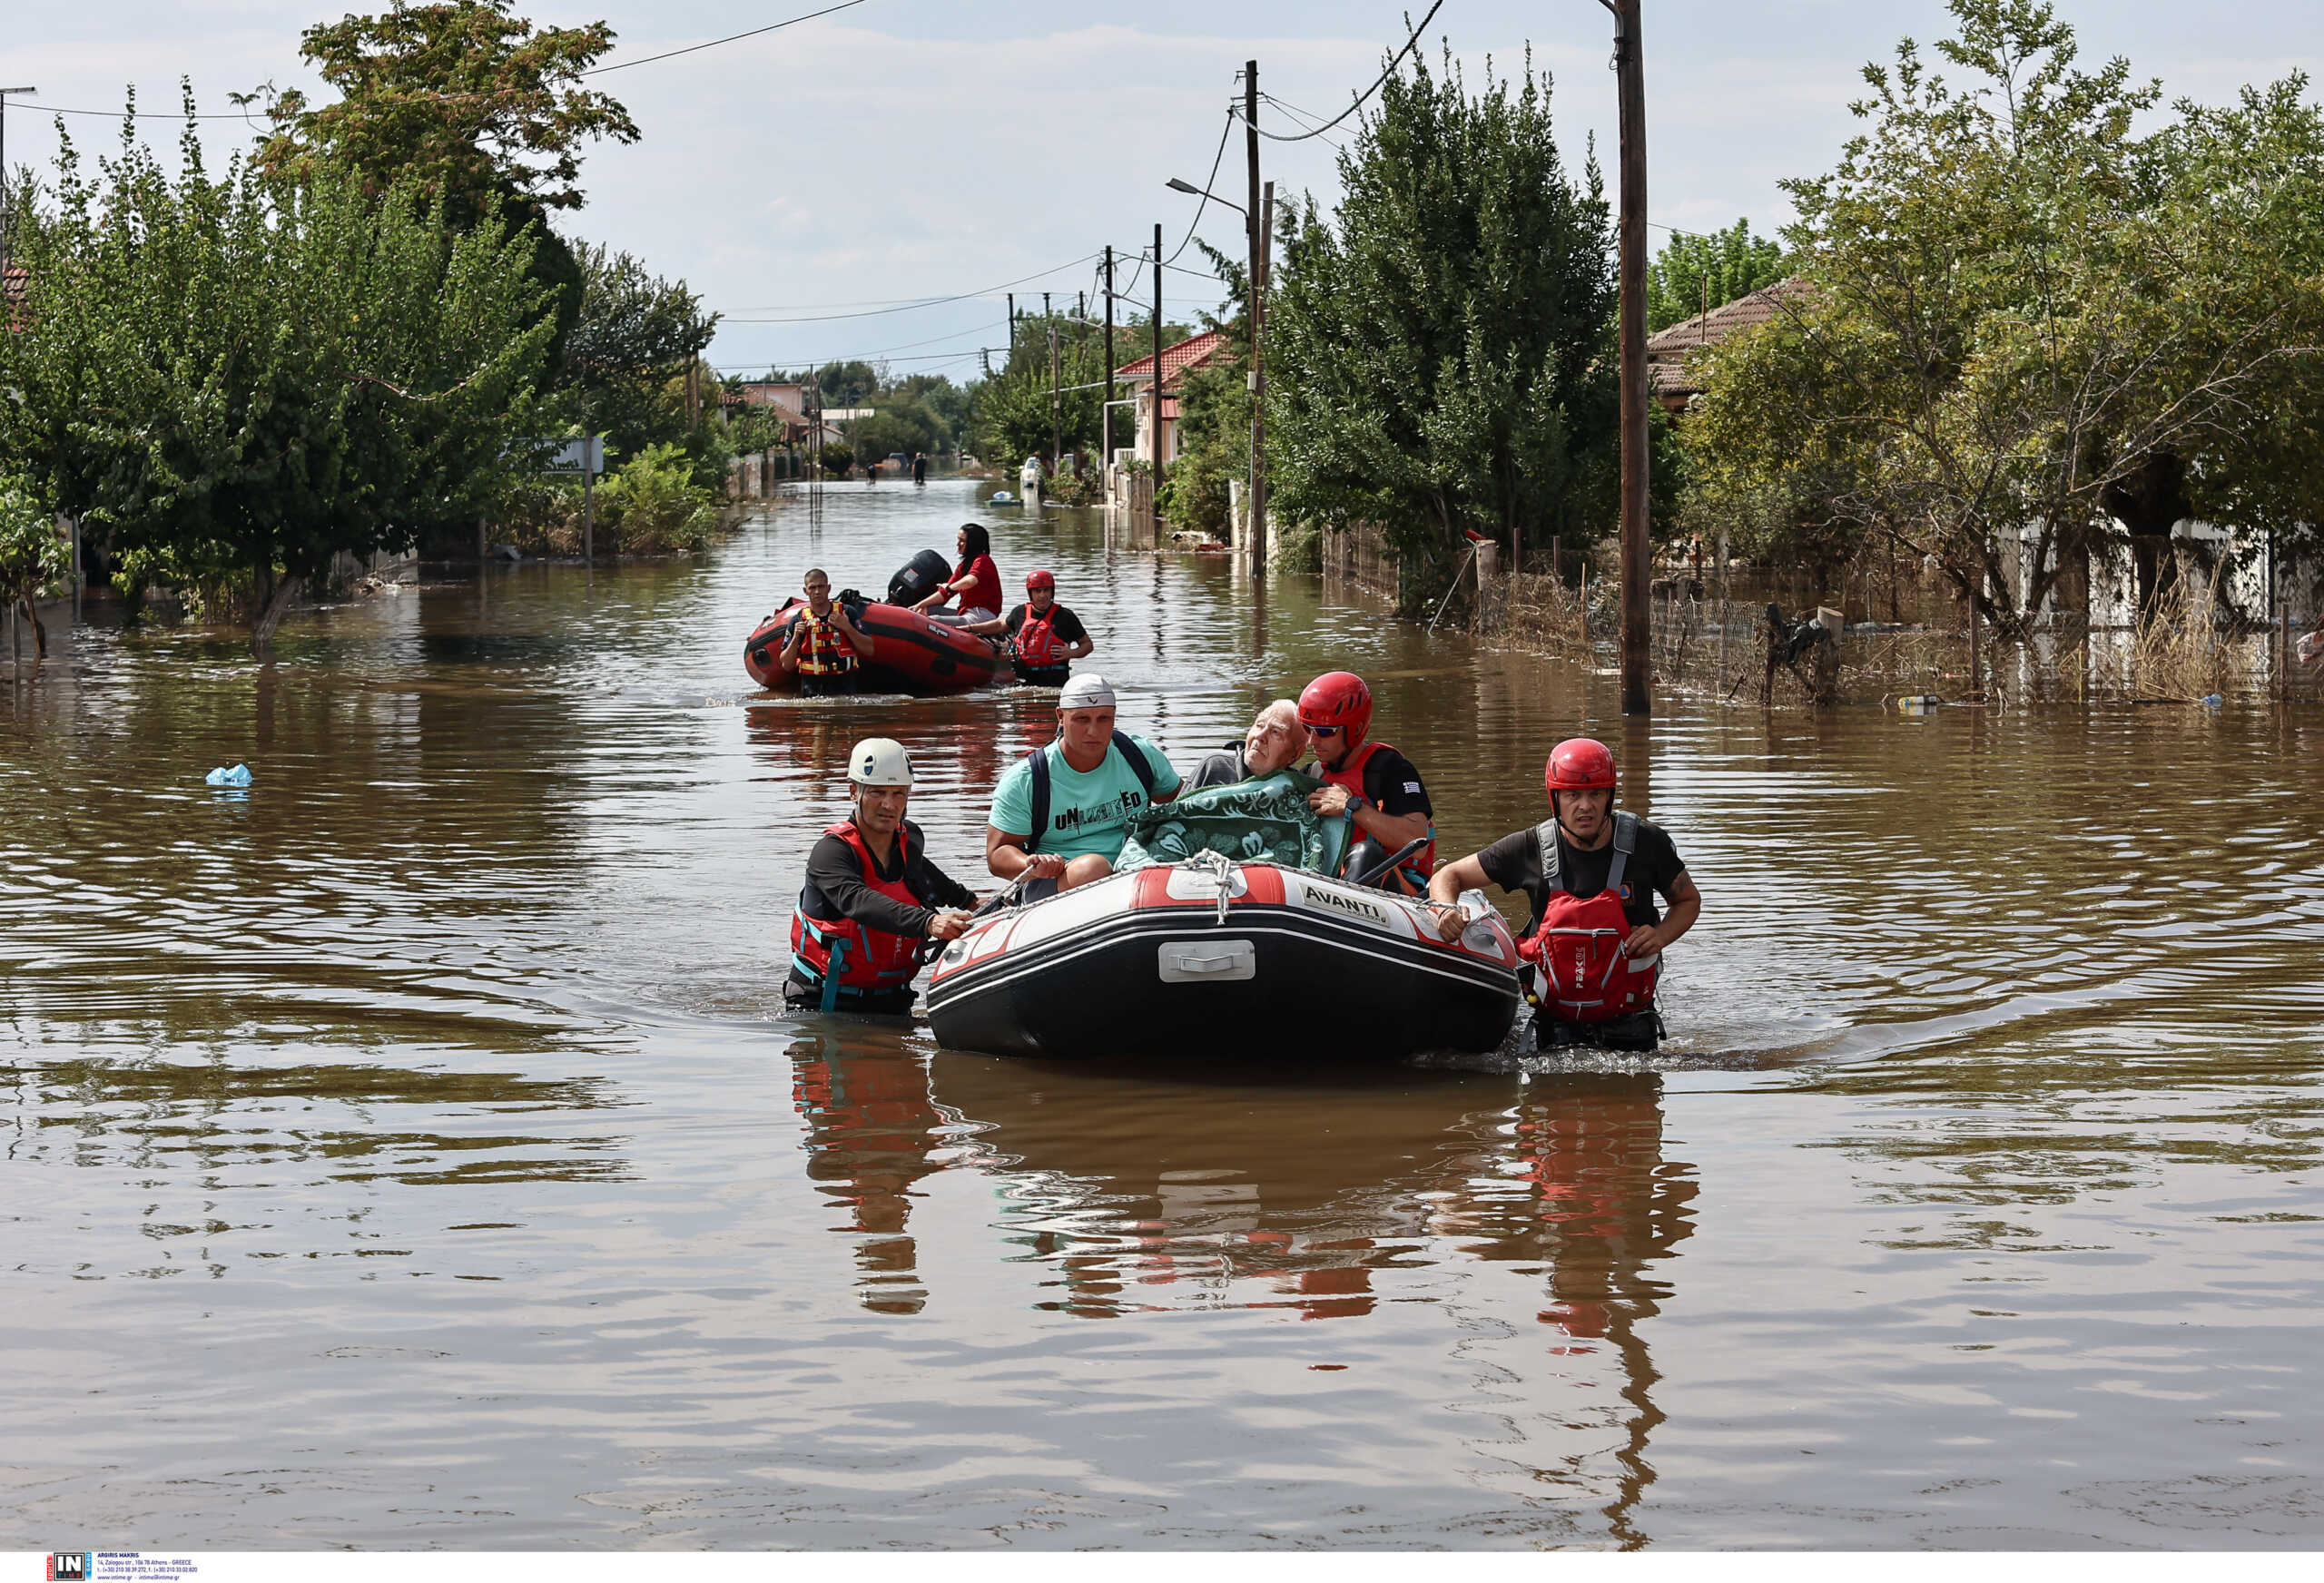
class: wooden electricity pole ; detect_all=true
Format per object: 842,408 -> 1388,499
1245,60 -> 1268,576
1102,246 -> 1117,468
1152,222 -> 1165,544
1608,0 -> 1651,716
1047,291 -> 1061,467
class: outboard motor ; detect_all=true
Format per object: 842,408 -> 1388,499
887,549 -> 953,607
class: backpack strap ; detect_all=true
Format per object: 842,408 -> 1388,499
1606,811 -> 1638,898
1026,745 -> 1051,853
1531,821 -> 1564,895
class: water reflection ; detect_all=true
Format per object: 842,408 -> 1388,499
785,1035 -> 1694,1530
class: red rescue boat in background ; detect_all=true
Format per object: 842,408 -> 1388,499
743,596 -> 1004,695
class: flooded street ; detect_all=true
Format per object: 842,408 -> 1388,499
5,479 -> 2321,1549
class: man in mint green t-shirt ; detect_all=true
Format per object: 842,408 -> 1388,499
986,673 -> 1182,895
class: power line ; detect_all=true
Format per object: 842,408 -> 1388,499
1164,103 -> 1240,266
581,1 -> 867,75
1240,0 -> 1446,143
717,253 -> 1101,323
19,1 -> 871,120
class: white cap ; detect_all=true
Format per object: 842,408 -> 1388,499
848,737 -> 914,788
1057,674 -> 1117,711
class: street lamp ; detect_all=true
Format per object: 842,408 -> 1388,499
1164,174 -> 1269,576
1164,176 -> 1244,214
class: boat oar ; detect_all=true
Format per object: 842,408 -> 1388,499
1350,837 -> 1430,890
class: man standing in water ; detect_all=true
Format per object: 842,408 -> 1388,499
1426,737 -> 1701,1052
964,569 -> 1093,687
986,674 -> 1181,897
1187,699 -> 1305,790
778,568 -> 873,697
789,738 -> 980,1015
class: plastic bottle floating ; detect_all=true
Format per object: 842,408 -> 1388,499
1896,695 -> 1943,714
204,763 -> 252,788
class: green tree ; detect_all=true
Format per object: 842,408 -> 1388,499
0,105 -> 554,653
249,0 -> 635,221
553,241 -> 718,470
1682,0 -> 2324,634
245,1 -> 639,374
1646,219 -> 1786,331
1266,48 -> 1617,610
0,476 -> 70,657
967,315 -> 1138,468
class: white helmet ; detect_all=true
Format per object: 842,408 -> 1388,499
848,737 -> 914,788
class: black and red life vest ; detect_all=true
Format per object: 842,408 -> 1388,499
1012,603 -> 1069,670
790,821 -> 926,1008
1515,810 -> 1659,1024
793,607 -> 857,676
1317,739 -> 1435,890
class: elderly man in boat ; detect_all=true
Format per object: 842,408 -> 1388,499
986,674 -> 1182,898
1187,699 -> 1305,791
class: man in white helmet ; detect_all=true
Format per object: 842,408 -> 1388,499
789,738 -> 980,1014
986,673 -> 1181,897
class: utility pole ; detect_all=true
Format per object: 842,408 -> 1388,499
1047,291 -> 1062,468
1007,293 -> 1016,359
1245,61 -> 1269,576
1151,222 -> 1165,545
1102,245 -> 1117,473
0,87 -> 36,280
1608,0 -> 1651,716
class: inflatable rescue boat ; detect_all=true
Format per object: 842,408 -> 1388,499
925,855 -> 1521,1061
743,596 -> 1004,694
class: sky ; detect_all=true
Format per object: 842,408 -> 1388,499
7,0 -> 2322,381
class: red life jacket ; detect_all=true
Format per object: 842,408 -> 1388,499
1012,602 -> 1069,669
1516,811 -> 1659,1024
793,607 -> 857,676
790,821 -> 926,1008
1317,739 -> 1435,888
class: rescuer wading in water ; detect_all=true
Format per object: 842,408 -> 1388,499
788,738 -> 980,1015
1426,738 -> 1700,1052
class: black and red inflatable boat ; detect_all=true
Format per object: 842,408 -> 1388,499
743,596 -> 1003,694
925,856 -> 1521,1061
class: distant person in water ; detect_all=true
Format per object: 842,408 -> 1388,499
911,452 -> 929,485
965,568 -> 1091,686
778,568 -> 872,696
1187,699 -> 1304,790
913,524 -> 1002,626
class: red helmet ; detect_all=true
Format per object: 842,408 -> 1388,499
1026,568 -> 1056,593
1297,672 -> 1374,744
1545,738 -> 1617,799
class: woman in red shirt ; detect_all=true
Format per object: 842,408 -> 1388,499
914,524 -> 1003,624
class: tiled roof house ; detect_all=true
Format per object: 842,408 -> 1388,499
1115,329 -> 1233,464
1644,275 -> 1814,410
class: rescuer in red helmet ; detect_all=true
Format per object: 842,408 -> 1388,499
1296,671 -> 1437,895
1424,737 -> 1701,1051
964,568 -> 1093,687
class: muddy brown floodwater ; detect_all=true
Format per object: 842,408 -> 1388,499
4,479 -> 2322,1549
